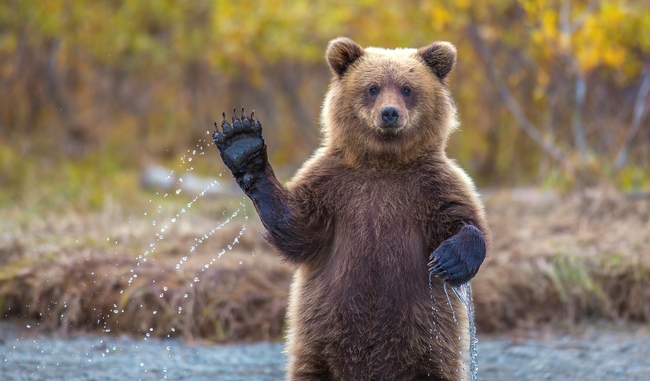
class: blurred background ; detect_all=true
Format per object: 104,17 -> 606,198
0,0 -> 650,356
1,0 -> 649,213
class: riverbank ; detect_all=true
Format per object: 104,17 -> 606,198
1,188 -> 648,342
2,321 -> 649,380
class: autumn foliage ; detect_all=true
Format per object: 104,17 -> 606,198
1,0 -> 649,197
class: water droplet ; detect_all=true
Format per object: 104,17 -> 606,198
175,189 -> 182,194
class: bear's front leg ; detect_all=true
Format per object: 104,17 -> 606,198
213,107 -> 288,224
212,108 -> 315,263
428,224 -> 486,286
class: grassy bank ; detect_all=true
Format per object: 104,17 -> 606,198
1,188 -> 648,342
474,189 -> 650,331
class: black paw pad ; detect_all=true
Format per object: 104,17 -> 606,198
213,107 -> 266,174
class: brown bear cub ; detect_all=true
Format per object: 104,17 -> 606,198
213,37 -> 490,381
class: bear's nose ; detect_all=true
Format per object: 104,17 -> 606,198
381,107 -> 400,127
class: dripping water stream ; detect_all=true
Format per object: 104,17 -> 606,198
451,282 -> 478,381
429,279 -> 478,381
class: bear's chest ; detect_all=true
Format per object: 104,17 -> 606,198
325,171 -> 430,245
315,172 -> 432,301
331,168 -> 416,209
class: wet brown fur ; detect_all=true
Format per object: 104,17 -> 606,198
271,38 -> 490,380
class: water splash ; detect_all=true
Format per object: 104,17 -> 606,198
452,282 -> 478,381
428,273 -> 447,377
443,282 -> 458,324
51,136 -> 261,378
177,206 -> 241,271
121,138 -> 244,314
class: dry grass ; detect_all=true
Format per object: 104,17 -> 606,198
474,188 -> 650,332
1,188 -> 649,341
0,196 -> 292,342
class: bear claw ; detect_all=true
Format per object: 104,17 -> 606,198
213,121 -> 226,146
213,106 -> 267,176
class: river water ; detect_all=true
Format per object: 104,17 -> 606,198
1,321 -> 649,381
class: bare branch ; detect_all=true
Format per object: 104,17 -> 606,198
613,66 -> 650,172
559,0 -> 572,36
43,38 -> 71,121
573,72 -> 588,160
466,24 -> 569,166
567,0 -> 601,34
560,0 -> 588,161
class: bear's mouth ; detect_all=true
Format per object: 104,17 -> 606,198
375,120 -> 407,135
381,125 -> 400,133
381,121 -> 400,130
377,126 -> 402,140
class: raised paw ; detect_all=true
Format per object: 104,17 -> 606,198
428,224 -> 486,286
213,107 -> 266,176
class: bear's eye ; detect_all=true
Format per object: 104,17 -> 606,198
369,85 -> 379,96
402,86 -> 412,96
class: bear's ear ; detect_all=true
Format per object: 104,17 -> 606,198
326,37 -> 365,78
417,41 -> 457,80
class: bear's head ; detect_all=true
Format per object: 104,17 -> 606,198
321,37 -> 459,164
